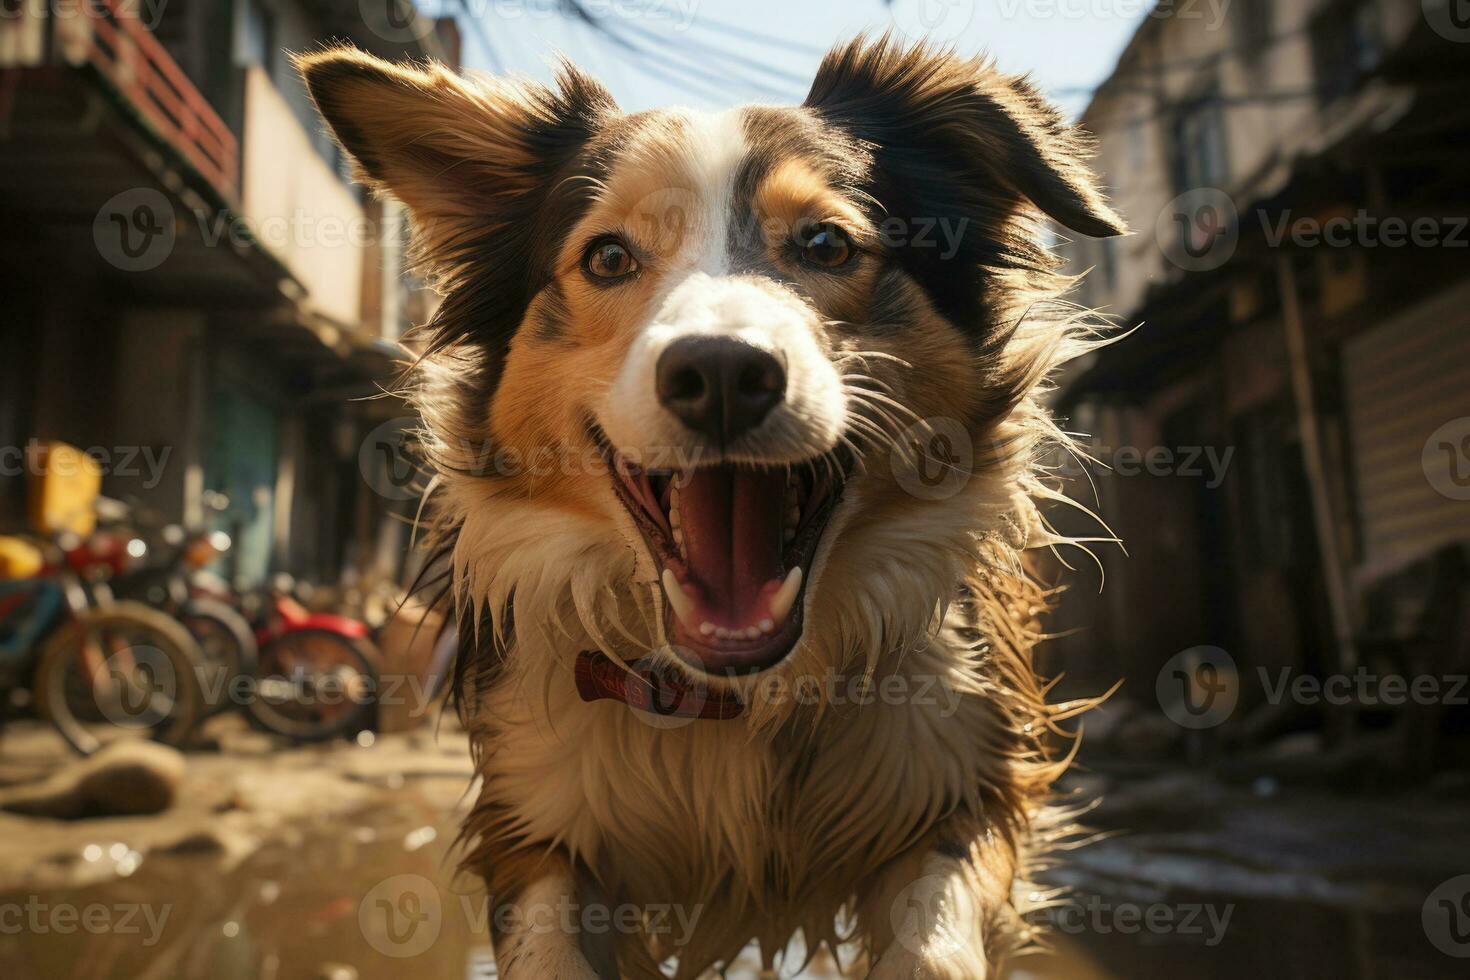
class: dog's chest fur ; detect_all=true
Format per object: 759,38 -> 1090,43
466,619 -> 1008,958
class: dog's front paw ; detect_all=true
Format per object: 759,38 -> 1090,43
496,945 -> 607,980
866,944 -> 987,980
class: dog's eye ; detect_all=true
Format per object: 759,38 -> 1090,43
584,237 -> 639,281
797,223 -> 854,269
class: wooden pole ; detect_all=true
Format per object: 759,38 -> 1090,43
1276,253 -> 1359,682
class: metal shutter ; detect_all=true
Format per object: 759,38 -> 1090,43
1342,281 -> 1470,578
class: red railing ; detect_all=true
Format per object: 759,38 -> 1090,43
56,0 -> 239,199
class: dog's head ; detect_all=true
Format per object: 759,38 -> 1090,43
303,38 -> 1123,686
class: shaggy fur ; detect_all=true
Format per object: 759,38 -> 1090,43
302,35 -> 1123,979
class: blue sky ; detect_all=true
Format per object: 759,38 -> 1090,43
425,0 -> 1150,118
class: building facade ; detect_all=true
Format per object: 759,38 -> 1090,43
0,1 -> 459,591
1051,0 -> 1470,754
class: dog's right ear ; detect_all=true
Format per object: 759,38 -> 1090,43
297,48 -> 616,254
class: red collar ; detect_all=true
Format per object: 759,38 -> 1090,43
574,650 -> 744,720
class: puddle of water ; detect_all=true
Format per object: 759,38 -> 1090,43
0,794 -> 491,980
1013,888 -> 1460,980
1,801 -> 1458,979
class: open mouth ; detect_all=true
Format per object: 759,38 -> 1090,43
598,433 -> 849,675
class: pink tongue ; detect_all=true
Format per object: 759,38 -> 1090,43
678,466 -> 786,625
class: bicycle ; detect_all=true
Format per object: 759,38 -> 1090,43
0,534 -> 205,755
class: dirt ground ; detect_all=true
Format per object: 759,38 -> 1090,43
1,718 -> 1465,978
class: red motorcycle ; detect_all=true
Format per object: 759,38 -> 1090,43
237,579 -> 379,742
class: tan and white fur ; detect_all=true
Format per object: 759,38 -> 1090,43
302,35 -> 1124,979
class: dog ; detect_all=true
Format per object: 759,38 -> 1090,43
303,35 -> 1123,979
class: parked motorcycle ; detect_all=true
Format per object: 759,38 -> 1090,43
101,495 -> 258,715
237,577 -> 379,742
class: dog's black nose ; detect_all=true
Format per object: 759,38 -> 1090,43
656,337 -> 786,445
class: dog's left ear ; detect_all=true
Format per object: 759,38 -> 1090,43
805,38 -> 1126,240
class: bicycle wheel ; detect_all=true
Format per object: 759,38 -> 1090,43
34,602 -> 206,755
245,629 -> 377,742
178,598 -> 258,715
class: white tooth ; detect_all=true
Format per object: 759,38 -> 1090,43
746,627 -> 761,640
699,621 -> 716,637
661,569 -> 697,628
770,566 -> 803,623
673,526 -> 685,553
715,627 -> 731,640
669,506 -> 680,527
759,618 -> 775,634
783,528 -> 796,542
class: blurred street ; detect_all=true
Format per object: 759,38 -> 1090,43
3,713 -> 1468,978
